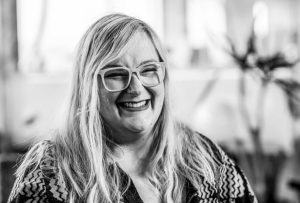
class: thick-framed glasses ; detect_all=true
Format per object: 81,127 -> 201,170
99,61 -> 166,92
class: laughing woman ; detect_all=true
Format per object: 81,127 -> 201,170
8,14 -> 257,203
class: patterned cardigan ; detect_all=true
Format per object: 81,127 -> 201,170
8,136 -> 258,203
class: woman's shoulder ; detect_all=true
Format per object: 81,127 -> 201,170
195,132 -> 234,165
181,127 -> 258,202
179,124 -> 224,164
8,140 -> 68,203
201,134 -> 256,200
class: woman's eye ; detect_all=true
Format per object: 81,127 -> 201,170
141,66 -> 158,73
104,69 -> 128,78
105,73 -> 126,78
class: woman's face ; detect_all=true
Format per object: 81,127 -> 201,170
98,31 -> 165,144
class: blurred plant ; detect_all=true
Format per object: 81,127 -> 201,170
274,79 -> 300,120
225,19 -> 299,203
274,79 -> 300,147
195,68 -> 221,106
227,23 -> 298,153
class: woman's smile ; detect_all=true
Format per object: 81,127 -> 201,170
117,99 -> 151,112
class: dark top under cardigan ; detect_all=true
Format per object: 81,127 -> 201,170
7,134 -> 258,203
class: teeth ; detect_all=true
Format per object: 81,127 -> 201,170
123,101 -> 147,108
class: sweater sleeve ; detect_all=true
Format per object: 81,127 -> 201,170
216,145 -> 258,203
191,133 -> 257,203
7,141 -> 68,203
202,135 -> 258,203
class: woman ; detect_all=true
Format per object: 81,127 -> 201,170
8,14 -> 257,203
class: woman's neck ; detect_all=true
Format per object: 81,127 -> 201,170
112,134 -> 153,177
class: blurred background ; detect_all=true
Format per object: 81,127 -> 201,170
1,0 -> 300,202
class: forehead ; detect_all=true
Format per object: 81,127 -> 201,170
113,31 -> 159,65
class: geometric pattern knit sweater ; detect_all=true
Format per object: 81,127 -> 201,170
8,136 -> 258,203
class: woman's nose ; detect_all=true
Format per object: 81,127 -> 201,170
125,74 -> 143,94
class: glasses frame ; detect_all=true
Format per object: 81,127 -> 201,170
99,61 -> 166,92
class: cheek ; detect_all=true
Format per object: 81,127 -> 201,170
99,88 -> 118,113
152,84 -> 165,110
98,77 -> 113,109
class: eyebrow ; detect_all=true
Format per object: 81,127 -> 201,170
102,59 -> 159,70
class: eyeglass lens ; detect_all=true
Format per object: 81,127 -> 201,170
103,63 -> 164,91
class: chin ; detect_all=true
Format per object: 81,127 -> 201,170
125,120 -> 152,134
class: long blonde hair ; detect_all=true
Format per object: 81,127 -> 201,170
17,14 -> 220,203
